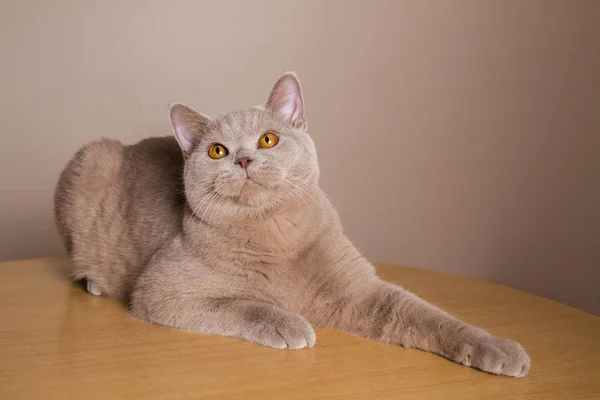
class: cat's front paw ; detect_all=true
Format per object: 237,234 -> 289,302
460,336 -> 530,377
250,311 -> 316,350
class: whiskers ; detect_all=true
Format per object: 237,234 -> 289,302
184,173 -> 323,228
183,176 -> 218,226
208,185 -> 235,225
293,174 -> 340,208
185,182 -> 239,227
281,176 -> 321,212
198,191 -> 222,224
185,188 -> 215,227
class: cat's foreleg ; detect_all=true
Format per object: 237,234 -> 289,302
131,295 -> 316,349
307,267 -> 530,377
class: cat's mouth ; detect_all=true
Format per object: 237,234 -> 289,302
214,176 -> 268,203
212,171 -> 283,208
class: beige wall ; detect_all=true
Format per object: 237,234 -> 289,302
1,1 -> 599,314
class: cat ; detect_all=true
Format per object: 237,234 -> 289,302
54,72 -> 530,377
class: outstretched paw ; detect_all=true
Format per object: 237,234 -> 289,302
461,336 -> 531,377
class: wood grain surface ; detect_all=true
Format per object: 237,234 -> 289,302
0,258 -> 598,399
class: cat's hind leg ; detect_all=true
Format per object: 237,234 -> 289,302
86,279 -> 103,296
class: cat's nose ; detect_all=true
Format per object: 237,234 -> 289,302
235,157 -> 253,169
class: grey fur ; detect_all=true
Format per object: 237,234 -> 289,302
54,73 -> 530,377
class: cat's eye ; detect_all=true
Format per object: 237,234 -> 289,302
258,132 -> 279,149
208,143 -> 228,159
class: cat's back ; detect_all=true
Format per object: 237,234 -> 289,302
54,136 -> 185,301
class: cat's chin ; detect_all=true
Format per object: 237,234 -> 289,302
237,179 -> 272,206
212,177 -> 283,211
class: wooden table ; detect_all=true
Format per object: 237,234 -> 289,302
0,258 -> 598,399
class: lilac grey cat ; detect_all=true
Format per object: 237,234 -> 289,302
54,73 -> 530,377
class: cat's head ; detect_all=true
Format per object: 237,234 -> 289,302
170,72 -> 319,221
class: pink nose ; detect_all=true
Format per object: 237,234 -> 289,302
236,157 -> 253,169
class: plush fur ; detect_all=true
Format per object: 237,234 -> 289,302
54,73 -> 530,377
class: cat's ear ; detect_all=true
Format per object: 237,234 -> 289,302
169,103 -> 211,154
264,72 -> 306,130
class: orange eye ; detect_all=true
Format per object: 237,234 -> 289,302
258,132 -> 279,149
208,144 -> 228,159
